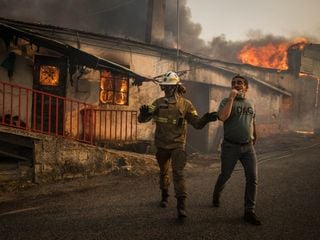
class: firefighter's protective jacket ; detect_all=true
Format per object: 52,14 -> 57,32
138,94 -> 208,149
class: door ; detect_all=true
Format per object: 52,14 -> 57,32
184,81 -> 210,153
33,55 -> 67,135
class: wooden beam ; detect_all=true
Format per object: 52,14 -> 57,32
0,132 -> 34,148
0,150 -> 31,161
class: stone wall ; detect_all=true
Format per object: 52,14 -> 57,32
0,126 -> 157,184
33,136 -> 157,183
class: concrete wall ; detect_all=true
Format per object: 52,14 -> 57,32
0,41 -> 34,124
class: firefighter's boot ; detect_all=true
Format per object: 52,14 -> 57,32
212,192 -> 220,208
160,189 -> 169,208
177,197 -> 187,219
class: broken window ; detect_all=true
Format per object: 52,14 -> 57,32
99,70 -> 129,105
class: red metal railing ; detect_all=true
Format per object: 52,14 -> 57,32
0,81 -> 137,144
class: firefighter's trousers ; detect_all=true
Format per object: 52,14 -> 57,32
156,147 -> 187,198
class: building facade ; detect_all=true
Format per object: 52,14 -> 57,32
1,17 -> 319,182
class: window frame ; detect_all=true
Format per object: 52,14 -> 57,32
99,70 -> 129,106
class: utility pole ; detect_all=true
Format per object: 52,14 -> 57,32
315,78 -> 320,135
176,0 -> 180,72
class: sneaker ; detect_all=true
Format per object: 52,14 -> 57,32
212,196 -> 220,208
177,207 -> 187,219
243,212 -> 262,226
160,200 -> 168,208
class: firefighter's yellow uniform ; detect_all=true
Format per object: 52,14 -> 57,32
138,71 -> 217,218
138,94 -> 208,199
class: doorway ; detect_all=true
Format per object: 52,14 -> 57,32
184,81 -> 210,153
32,55 -> 67,135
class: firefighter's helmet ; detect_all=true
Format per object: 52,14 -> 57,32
159,71 -> 181,85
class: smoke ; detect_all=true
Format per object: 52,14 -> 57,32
165,1 -> 308,63
0,0 -> 316,63
0,0 -> 149,40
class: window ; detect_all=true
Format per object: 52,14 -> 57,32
39,65 -> 59,86
100,70 -> 129,105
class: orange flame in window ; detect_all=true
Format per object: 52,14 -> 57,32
115,79 -> 128,105
237,38 -> 308,70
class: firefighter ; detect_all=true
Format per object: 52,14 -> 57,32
138,71 -> 217,219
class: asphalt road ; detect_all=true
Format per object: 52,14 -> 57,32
0,135 -> 320,240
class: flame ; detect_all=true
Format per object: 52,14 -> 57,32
115,79 -> 128,105
99,71 -> 128,105
237,38 -> 308,70
290,37 -> 308,50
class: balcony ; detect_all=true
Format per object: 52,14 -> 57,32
0,81 -> 137,145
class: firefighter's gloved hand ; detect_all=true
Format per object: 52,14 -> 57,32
208,112 -> 218,121
202,112 -> 218,122
139,105 -> 152,117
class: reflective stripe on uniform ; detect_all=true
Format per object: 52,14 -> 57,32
190,110 -> 198,116
154,116 -> 177,124
149,105 -> 156,113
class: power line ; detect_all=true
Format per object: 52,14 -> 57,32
81,0 -> 138,18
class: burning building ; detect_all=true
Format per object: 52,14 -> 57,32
231,38 -> 320,135
0,4 -> 319,183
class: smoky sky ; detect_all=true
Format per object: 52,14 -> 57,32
0,0 -> 314,63
0,0 -> 149,39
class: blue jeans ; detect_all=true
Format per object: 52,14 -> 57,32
213,140 -> 258,213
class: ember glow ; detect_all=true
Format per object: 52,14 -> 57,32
299,73 -> 309,77
295,130 -> 314,135
237,38 -> 308,70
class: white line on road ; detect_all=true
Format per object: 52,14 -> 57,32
0,206 -> 42,216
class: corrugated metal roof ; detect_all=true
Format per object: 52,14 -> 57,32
301,44 -> 320,77
301,57 -> 314,74
0,18 -> 301,91
303,44 -> 320,60
207,65 -> 292,96
0,22 -> 149,85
